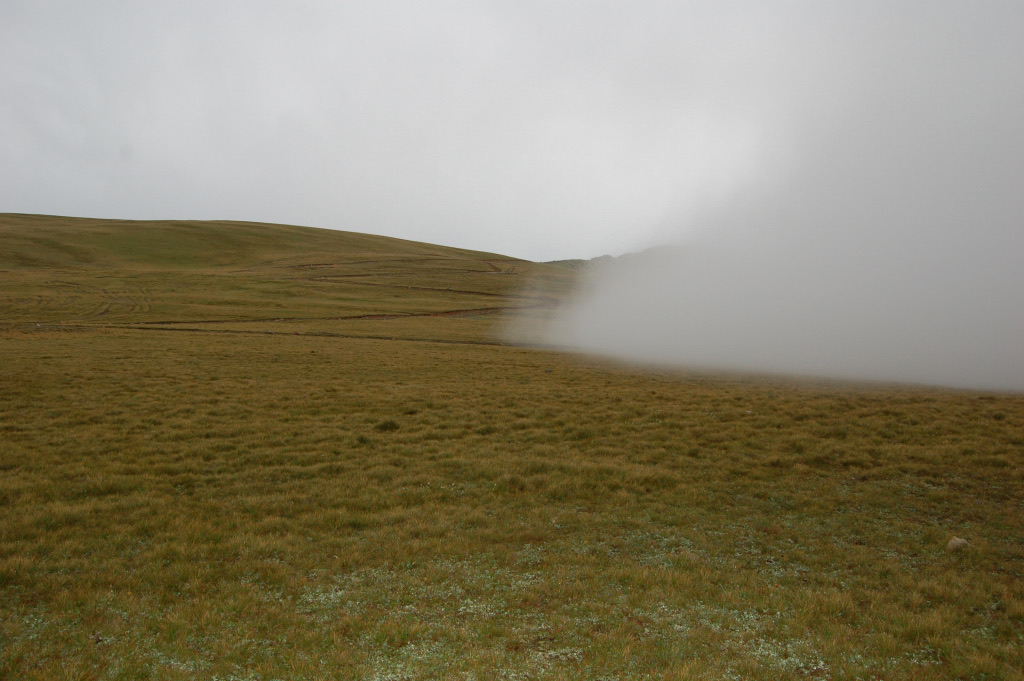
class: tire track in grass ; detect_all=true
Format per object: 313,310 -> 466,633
4,295 -> 562,333
4,320 -> 512,346
133,306 -> 510,325
98,324 -> 512,346
11,280 -> 152,321
131,297 -> 558,326
85,297 -> 560,345
306,279 -> 526,298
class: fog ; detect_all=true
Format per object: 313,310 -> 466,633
536,3 -> 1024,391
4,1 -> 1022,389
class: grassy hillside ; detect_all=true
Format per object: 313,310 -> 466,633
0,214 -> 510,269
0,213 -> 573,342
1,214 -> 1022,680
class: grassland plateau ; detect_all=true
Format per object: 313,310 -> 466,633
1,213 -> 1021,680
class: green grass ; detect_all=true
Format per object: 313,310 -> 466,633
1,214 -> 1022,680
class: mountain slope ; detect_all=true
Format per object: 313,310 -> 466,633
0,214 -> 574,341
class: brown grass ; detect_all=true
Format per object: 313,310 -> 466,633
1,214 -> 1022,680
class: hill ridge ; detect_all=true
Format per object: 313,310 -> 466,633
0,213 -> 573,345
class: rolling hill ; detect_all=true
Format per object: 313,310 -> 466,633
1,213 -> 1022,680
0,213 -> 575,343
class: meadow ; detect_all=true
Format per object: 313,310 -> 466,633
1,214 -> 1022,680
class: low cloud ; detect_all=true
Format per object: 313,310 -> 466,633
530,3 -> 1024,391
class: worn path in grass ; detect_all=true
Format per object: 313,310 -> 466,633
1,214 -> 1022,680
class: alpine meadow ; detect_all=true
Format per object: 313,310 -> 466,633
1,213 -> 1022,680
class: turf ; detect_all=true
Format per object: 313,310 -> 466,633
1,214 -> 1022,680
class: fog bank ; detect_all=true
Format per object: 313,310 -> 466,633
538,3 -> 1024,391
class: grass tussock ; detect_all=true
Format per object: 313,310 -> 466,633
1,214 -> 1022,680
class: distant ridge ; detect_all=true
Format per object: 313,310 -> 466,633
0,213 -> 513,271
0,213 -> 577,339
543,255 -> 616,270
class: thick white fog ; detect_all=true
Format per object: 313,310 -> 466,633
538,3 -> 1024,391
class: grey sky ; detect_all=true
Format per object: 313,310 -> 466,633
1,0 -> 980,261
4,0 -> 740,259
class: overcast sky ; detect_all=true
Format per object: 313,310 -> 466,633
4,1 -> 1010,261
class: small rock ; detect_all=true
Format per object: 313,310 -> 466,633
947,536 -> 970,551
